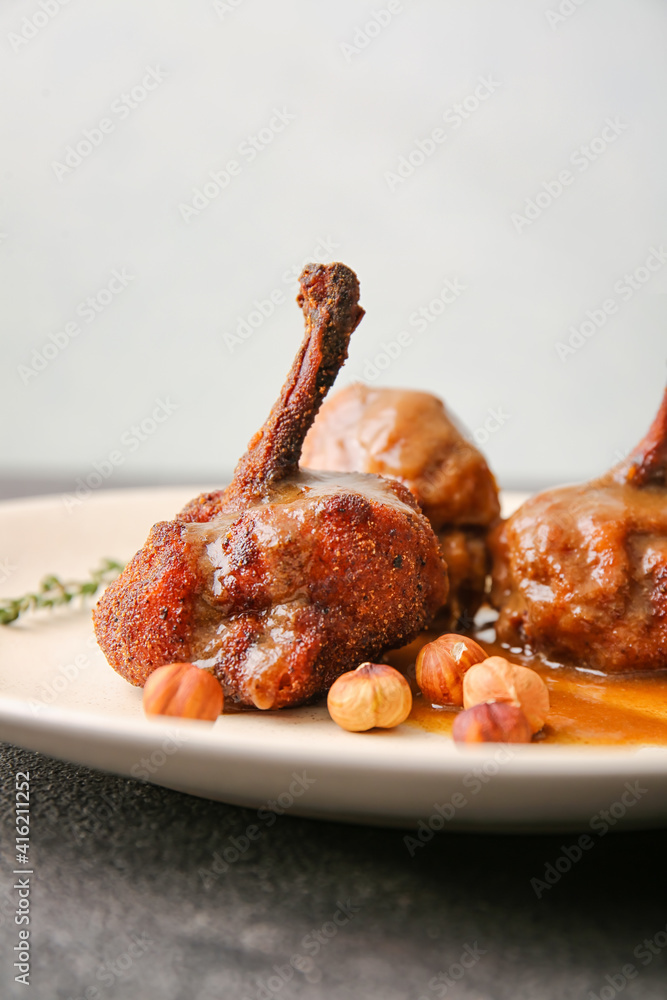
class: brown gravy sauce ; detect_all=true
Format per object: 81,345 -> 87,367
182,473 -> 667,742
302,385 -> 466,482
384,619 -> 667,746
182,470 -> 417,563
181,470 -> 418,675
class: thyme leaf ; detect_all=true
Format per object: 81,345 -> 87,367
0,558 -> 124,625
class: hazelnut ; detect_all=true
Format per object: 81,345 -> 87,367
453,702 -> 532,744
462,656 -> 549,734
415,634 -> 486,706
143,662 -> 224,721
327,662 -> 412,732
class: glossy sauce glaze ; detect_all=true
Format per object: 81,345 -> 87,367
182,470 -> 421,675
174,469 -> 445,709
385,617 -> 667,746
491,479 -> 667,675
301,384 -> 500,528
182,470 -> 418,561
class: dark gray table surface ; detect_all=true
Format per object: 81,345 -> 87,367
1,479 -> 666,1000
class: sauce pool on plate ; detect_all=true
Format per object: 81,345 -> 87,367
385,625 -> 667,746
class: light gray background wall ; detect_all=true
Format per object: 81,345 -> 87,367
1,0 -> 666,491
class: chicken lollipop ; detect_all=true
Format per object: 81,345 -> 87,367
491,387 -> 667,673
302,384 -> 500,628
94,264 -> 447,708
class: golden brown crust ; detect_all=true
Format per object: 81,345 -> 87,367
302,384 -> 500,529
92,521 -> 199,687
491,386 -> 667,673
202,488 -> 446,708
94,264 -> 447,706
301,383 -> 500,625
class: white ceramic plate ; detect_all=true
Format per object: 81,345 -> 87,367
1,486 -> 666,832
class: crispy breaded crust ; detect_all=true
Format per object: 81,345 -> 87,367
491,386 -> 667,672
94,264 -> 447,706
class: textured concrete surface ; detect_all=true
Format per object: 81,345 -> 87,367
1,741 -> 666,1000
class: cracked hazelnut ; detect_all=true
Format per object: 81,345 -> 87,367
143,662 -> 224,721
462,656 -> 549,734
327,662 -> 412,732
453,702 -> 532,743
415,634 -> 486,706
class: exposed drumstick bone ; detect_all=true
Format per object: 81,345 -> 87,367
610,386 -> 667,487
222,263 -> 364,508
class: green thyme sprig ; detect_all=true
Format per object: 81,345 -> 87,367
0,558 -> 125,625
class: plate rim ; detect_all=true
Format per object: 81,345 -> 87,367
2,484 -> 667,831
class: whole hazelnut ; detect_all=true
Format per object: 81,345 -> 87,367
327,663 -> 413,732
462,656 -> 549,734
415,634 -> 486,706
453,702 -> 532,744
143,662 -> 224,721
